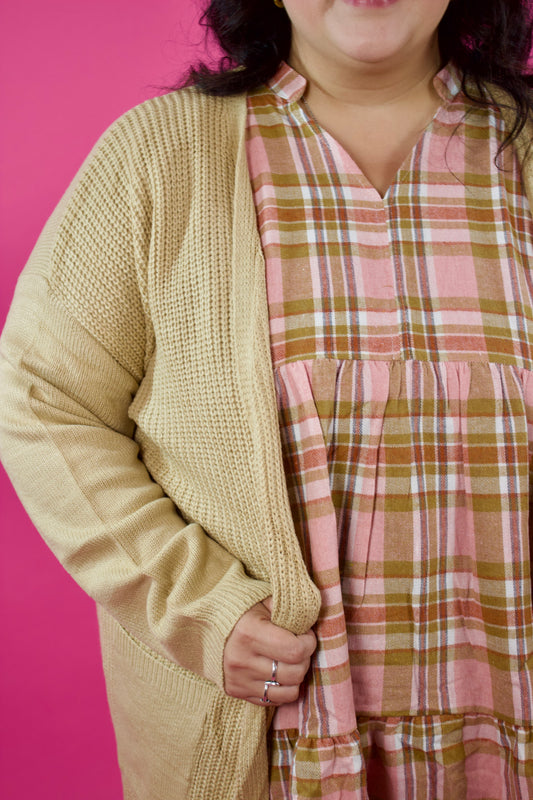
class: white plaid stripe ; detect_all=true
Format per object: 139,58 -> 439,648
247,62 -> 533,798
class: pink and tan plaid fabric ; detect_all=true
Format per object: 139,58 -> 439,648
246,62 -> 533,799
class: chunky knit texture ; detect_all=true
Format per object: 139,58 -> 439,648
0,86 -> 321,800
0,85 -> 532,799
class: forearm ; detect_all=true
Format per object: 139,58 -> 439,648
0,271 -> 271,689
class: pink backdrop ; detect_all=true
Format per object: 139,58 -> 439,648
0,2 -> 211,797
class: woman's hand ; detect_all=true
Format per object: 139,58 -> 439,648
223,596 -> 317,707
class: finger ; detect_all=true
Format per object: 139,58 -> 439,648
245,696 -> 279,708
224,656 -> 309,698
254,623 -> 317,665
245,680 -> 302,707
230,600 -> 316,664
297,628 -> 317,655
259,598 -> 316,656
250,656 -> 311,687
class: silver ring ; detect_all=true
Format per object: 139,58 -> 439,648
271,660 -> 279,682
261,680 -> 280,704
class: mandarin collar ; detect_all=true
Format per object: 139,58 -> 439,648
266,60 -> 464,106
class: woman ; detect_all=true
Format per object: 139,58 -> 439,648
1,0 -> 533,797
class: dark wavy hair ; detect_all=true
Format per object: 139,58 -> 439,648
177,0 -> 533,151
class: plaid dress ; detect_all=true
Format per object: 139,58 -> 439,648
246,62 -> 533,799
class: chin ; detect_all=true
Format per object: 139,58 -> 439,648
341,45 -> 403,66
333,32 -> 406,65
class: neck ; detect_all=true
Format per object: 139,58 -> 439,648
288,36 -> 442,110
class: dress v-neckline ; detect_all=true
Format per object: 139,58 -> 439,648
299,94 -> 444,201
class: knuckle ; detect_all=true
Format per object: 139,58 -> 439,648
224,653 -> 243,672
236,628 -> 254,648
285,640 -> 306,664
224,651 -> 236,666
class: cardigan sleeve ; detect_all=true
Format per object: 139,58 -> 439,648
0,116 -> 272,691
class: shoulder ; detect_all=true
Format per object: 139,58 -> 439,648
65,87 -> 249,207
466,78 -> 533,177
497,95 -> 533,211
476,81 -> 533,155
103,87 -> 248,162
484,83 -> 533,195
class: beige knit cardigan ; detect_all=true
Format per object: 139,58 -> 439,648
0,85 -> 532,800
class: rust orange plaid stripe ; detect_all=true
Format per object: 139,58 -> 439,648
247,62 -> 533,799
